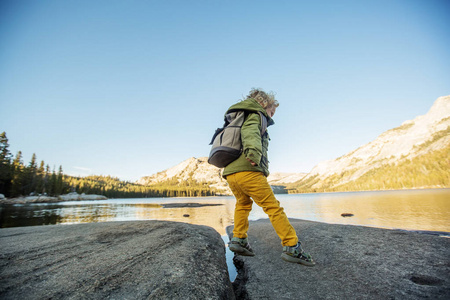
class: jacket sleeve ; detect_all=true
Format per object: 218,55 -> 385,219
241,113 -> 262,165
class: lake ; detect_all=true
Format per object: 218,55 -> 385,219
1,189 -> 449,234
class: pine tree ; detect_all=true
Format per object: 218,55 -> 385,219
55,165 -> 65,195
36,160 -> 45,194
23,153 -> 38,195
0,132 -> 12,196
44,164 -> 51,195
49,167 -> 57,196
10,151 -> 24,197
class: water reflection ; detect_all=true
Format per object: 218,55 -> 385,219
248,189 -> 450,232
1,189 -> 449,234
0,204 -> 63,227
131,201 -> 234,235
0,197 -> 236,235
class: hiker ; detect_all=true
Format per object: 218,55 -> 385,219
224,88 -> 315,266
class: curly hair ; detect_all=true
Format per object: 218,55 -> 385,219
245,88 -> 279,109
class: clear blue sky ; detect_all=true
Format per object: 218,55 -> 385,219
1,0 -> 449,181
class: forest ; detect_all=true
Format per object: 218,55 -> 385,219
0,132 -> 216,199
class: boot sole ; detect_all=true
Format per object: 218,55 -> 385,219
281,253 -> 316,266
229,244 -> 255,256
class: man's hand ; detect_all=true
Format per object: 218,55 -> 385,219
246,158 -> 257,166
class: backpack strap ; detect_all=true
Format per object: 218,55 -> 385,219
257,111 -> 268,136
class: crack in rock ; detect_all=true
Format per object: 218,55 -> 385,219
232,255 -> 250,300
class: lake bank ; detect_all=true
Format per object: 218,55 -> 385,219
1,219 -> 449,299
0,192 -> 107,204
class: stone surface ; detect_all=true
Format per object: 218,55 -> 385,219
58,192 -> 107,201
228,219 -> 450,300
3,218 -> 449,300
0,221 -> 234,300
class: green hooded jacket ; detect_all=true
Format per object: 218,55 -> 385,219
222,98 -> 275,178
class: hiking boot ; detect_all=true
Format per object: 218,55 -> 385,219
281,242 -> 315,266
229,237 -> 255,256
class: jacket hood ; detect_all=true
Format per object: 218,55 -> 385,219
226,98 -> 275,126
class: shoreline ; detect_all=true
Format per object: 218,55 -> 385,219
0,192 -> 107,204
1,187 -> 448,203
286,186 -> 450,195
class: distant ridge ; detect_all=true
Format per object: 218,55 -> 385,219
289,95 -> 450,192
138,157 -> 231,194
137,158 -> 306,195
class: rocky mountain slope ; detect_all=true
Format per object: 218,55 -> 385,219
138,157 -> 230,194
293,95 -> 450,190
267,172 -> 308,185
137,158 -> 306,195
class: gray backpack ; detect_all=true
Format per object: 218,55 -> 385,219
208,110 -> 267,168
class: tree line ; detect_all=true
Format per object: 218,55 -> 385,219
0,132 -> 216,199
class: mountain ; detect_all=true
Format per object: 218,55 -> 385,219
267,172 -> 308,185
137,158 -> 306,195
289,95 -> 450,192
137,157 -> 230,194
138,95 -> 449,194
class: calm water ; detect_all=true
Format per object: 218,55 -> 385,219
1,189 -> 449,234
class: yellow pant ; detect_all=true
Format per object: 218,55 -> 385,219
226,171 -> 298,247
